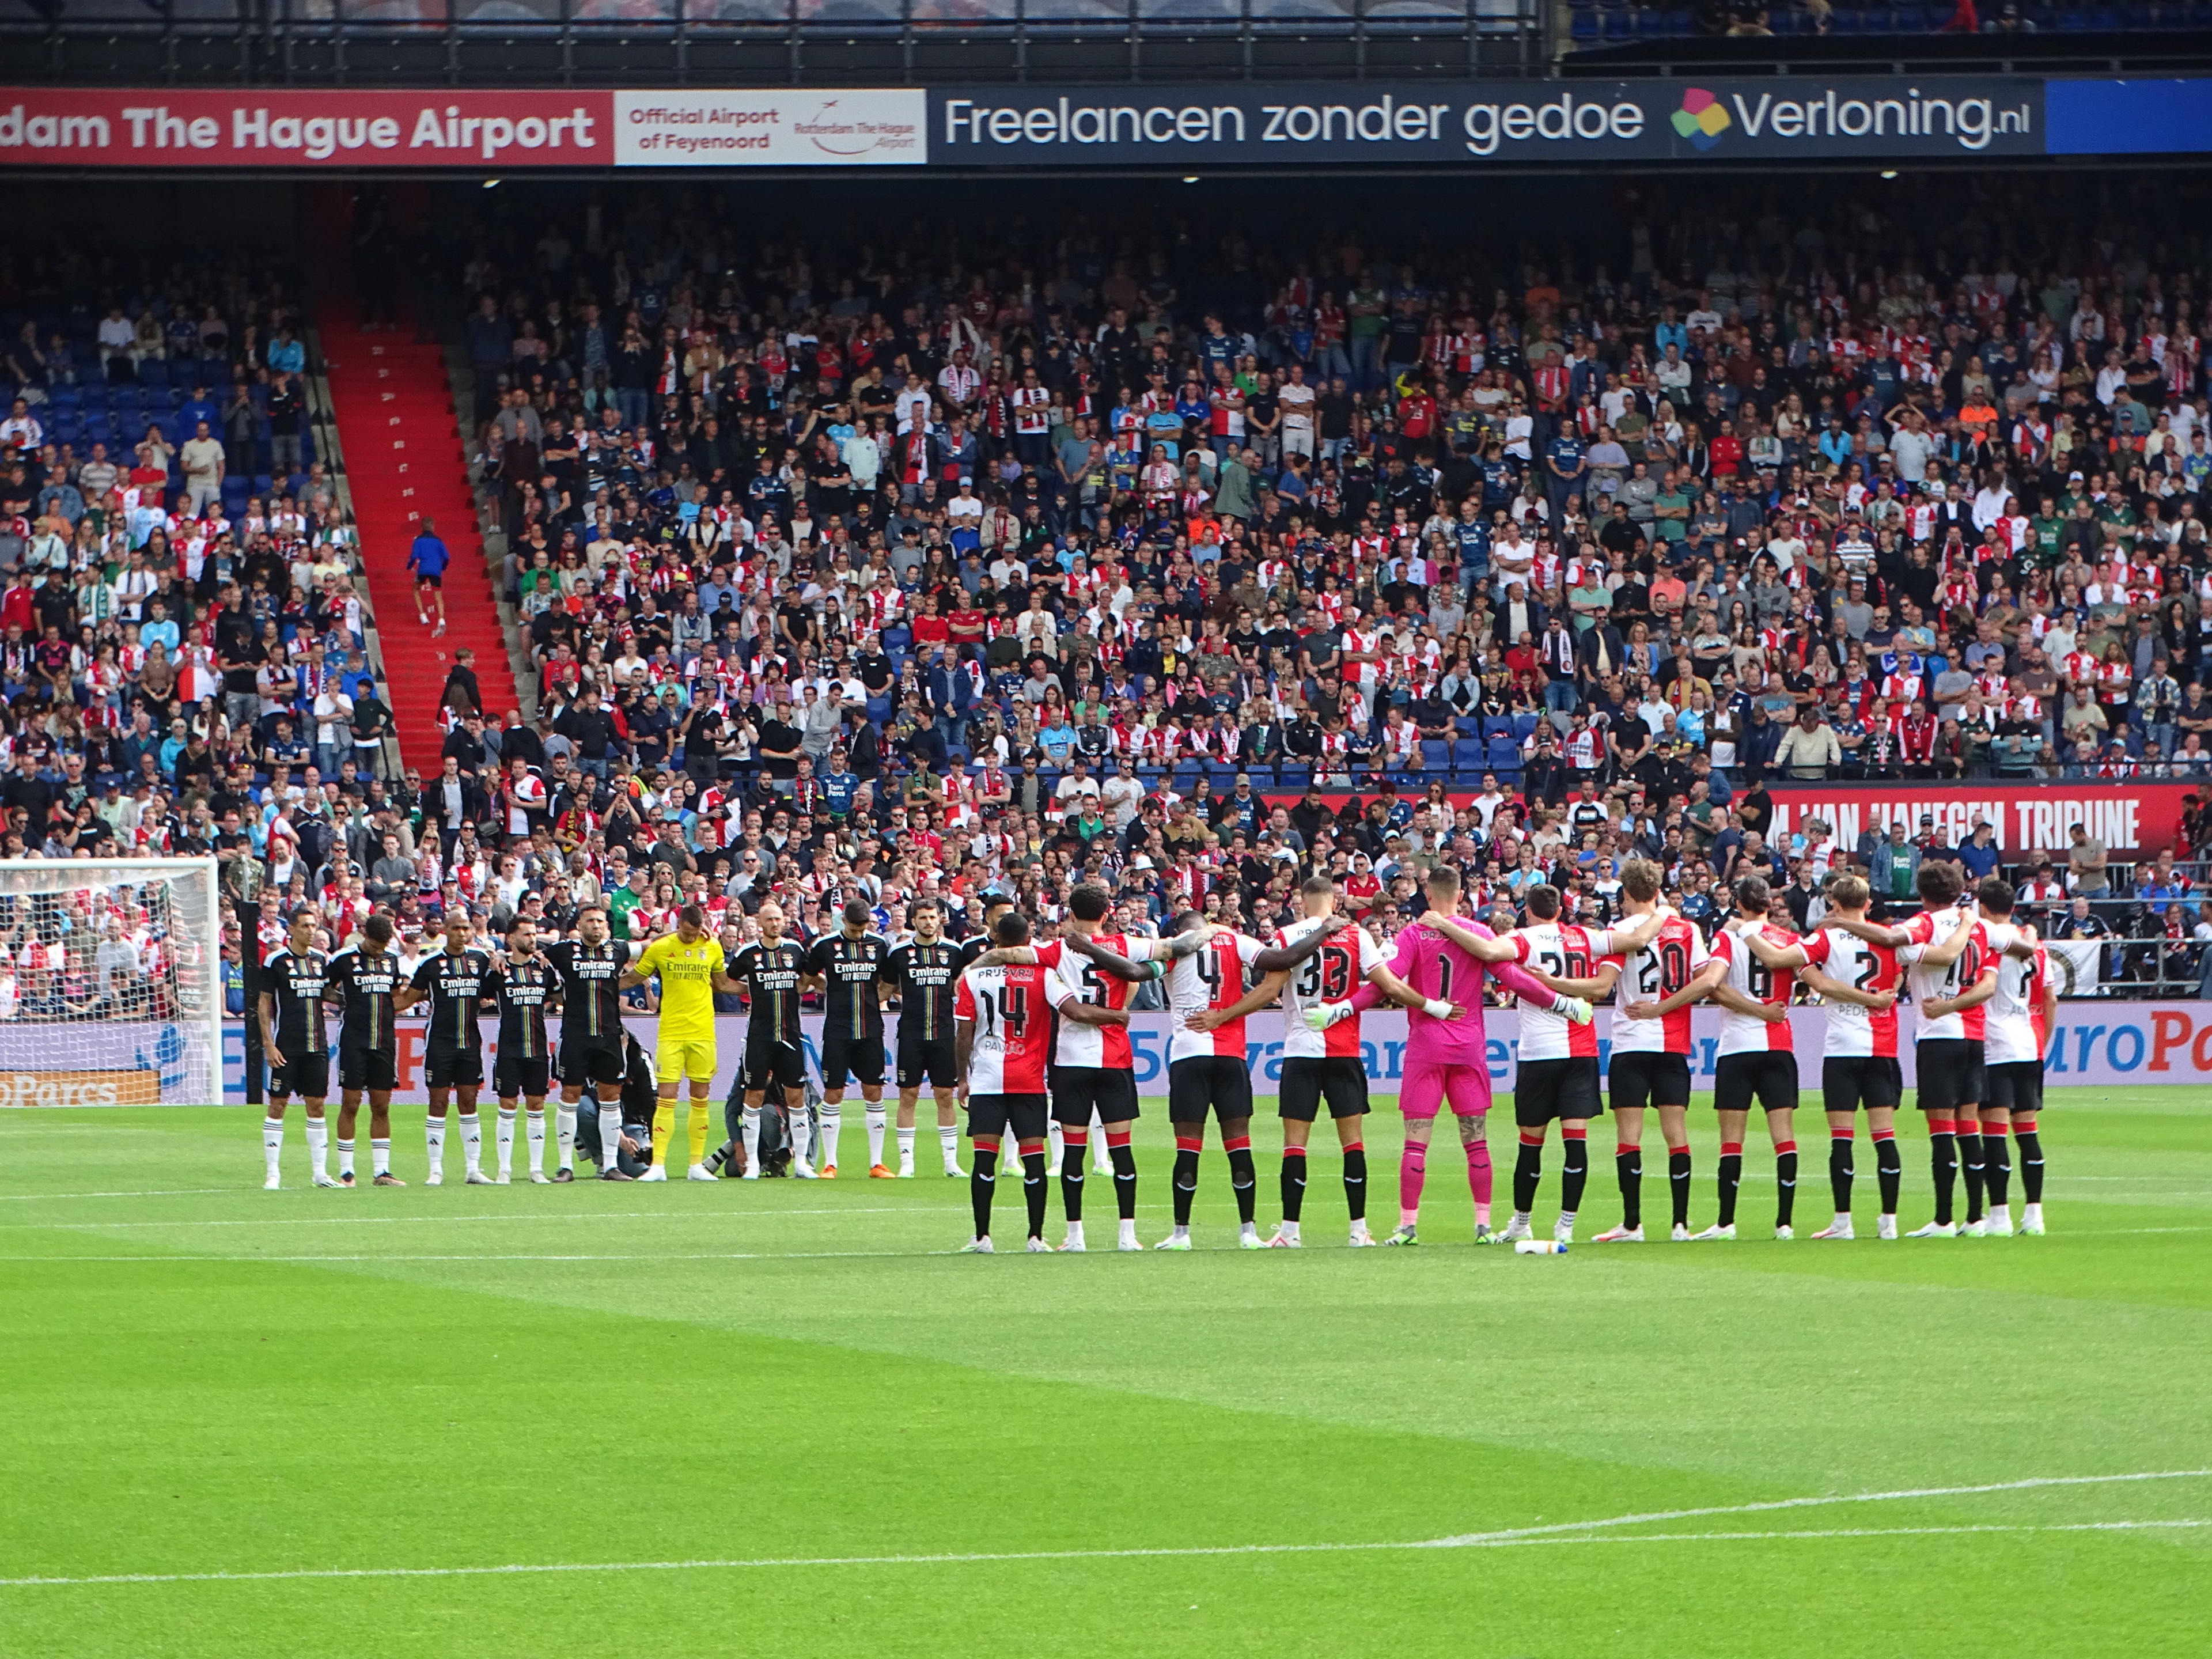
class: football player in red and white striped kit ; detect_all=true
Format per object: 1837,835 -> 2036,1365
1158,908 -> 1355,1251
1831,862 -> 1998,1237
1512,860 -> 1714,1243
1731,874 -> 1908,1240
953,911 -> 1157,1253
1954,878 -> 2049,1237
1699,876 -> 1807,1241
1197,874 -> 1440,1248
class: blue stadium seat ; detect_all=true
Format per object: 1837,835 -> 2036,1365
1485,736 -> 1520,772
1511,711 -> 1539,741
1451,738 -> 1485,771
137,358 -> 168,388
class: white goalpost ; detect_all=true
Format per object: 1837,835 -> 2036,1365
0,857 -> 225,1108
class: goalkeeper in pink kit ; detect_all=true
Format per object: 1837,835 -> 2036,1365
1310,866 -> 1589,1245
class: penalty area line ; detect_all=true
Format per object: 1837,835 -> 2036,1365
5,1473 -> 2205,1590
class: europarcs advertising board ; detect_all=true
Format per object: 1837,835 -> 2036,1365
1,77 -> 2207,170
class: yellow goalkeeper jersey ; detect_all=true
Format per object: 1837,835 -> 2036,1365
637,932 -> 725,1044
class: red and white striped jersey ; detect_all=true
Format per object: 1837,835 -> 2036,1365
1510,922 -> 1618,1059
1899,906 -> 1989,1043
1599,915 -> 1709,1056
955,962 -> 1053,1094
1165,930 -> 1269,1062
1801,927 -> 1902,1058
1710,925 -> 1797,1055
1277,916 -> 1385,1060
1978,922 -> 2047,1066
1044,931 -> 1167,1070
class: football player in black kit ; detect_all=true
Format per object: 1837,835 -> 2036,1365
730,898 -> 811,1179
805,898 -> 891,1178
541,906 -> 638,1180
490,917 -> 561,1184
884,897 -> 965,1178
258,907 -> 338,1190
327,913 -> 406,1185
400,912 -> 496,1187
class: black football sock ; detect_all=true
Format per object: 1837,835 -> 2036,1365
1959,1127 -> 1986,1223
1828,1129 -> 1855,1216
1513,1132 -> 1543,1214
1225,1135 -> 1257,1226
1717,1141 -> 1743,1228
1172,1134 -> 1201,1228
2014,1124 -> 2044,1205
1774,1140 -> 1798,1229
1668,1147 -> 1693,1228
1929,1120 -> 1957,1225
707,1138 -> 734,1173
1874,1128 -> 1903,1216
1559,1126 -> 1589,1218
1281,1145 -> 1307,1223
1020,1146 -> 1049,1240
1108,1132 -> 1138,1220
1981,1123 -> 2010,1209
1616,1143 -> 1643,1230
970,1138 -> 999,1240
1060,1128 -> 1088,1223
1342,1141 -> 1368,1223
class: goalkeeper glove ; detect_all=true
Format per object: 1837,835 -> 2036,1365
1303,1001 -> 1355,1031
1552,994 -> 1594,1026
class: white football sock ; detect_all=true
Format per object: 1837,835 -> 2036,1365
1064,1220 -> 1085,1249
1047,1119 -> 1064,1168
788,1107 -> 812,1168
337,1138 -> 356,1177
817,1104 -> 842,1168
1119,1218 -> 1140,1248
555,1106 -> 576,1171
262,1118 -> 283,1181
458,1113 -> 482,1173
527,1109 -> 546,1173
741,1105 -> 761,1172
896,1124 -> 916,1169
370,1138 -> 391,1177
1281,1219 -> 1301,1243
496,1108 -> 517,1175
939,1124 -> 960,1169
865,1107 -> 887,1168
305,1117 -> 329,1179
424,1116 -> 446,1177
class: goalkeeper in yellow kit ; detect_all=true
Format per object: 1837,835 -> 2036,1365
621,904 -> 745,1182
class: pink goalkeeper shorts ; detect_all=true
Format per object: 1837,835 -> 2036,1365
1399,1058 -> 1495,1120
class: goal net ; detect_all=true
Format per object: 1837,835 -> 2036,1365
0,858 -> 225,1108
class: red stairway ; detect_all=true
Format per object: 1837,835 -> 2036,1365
302,186 -> 516,779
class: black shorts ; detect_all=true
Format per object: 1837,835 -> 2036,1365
897,1037 -> 957,1089
1514,1055 -> 1602,1126
1915,1039 -> 1986,1115
745,1033 -> 806,1094
338,1046 -> 397,1094
558,1035 -> 627,1087
1986,1060 -> 2044,1117
268,1052 -> 330,1101
1713,1050 -> 1800,1116
1050,1065 -> 1141,1126
1821,1055 -> 1904,1114
416,573 -> 443,589
1167,1055 -> 1254,1126
1278,1056 -> 1369,1121
821,1033 -> 885,1090
494,1053 -> 552,1100
425,1042 -> 483,1090
968,1091 -> 1050,1143
1607,1050 -> 1691,1113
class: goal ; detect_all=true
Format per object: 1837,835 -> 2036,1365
0,857 -> 225,1108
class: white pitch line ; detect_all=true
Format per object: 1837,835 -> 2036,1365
0,1251 -> 933,1264
2,1472 -> 2203,1590
0,1189 -> 234,1202
0,1207 -> 918,1230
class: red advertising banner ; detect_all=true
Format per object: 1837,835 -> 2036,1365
0,89 -> 615,167
1245,781 -> 2197,855
1762,782 -> 2197,857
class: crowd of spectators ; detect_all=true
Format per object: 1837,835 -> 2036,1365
412,175 -> 2212,972
0,227 -> 409,1013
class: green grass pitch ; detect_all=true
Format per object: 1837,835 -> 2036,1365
2,1088 -> 2208,1658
